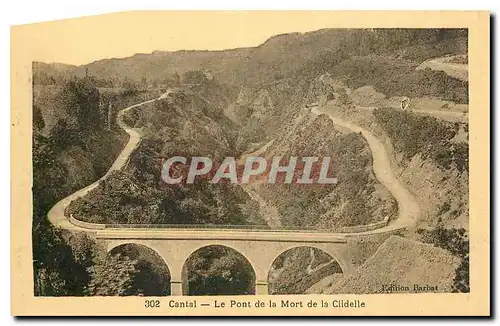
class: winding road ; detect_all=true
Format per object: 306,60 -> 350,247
306,248 -> 339,275
48,92 -> 420,239
416,55 -> 468,82
355,105 -> 468,123
311,106 -> 420,231
47,97 -> 159,232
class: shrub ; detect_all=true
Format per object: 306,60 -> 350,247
418,226 -> 469,293
373,108 -> 468,173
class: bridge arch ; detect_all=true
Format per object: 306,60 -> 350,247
267,245 -> 344,295
108,242 -> 172,296
181,244 -> 256,296
103,238 -> 357,296
108,242 -> 170,266
266,243 -> 351,277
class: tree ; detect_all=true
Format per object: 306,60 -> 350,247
33,105 -> 45,132
32,75 -> 157,297
32,226 -> 93,296
62,78 -> 102,132
186,246 -> 255,295
184,70 -> 207,85
418,226 -> 469,293
86,253 -> 138,296
34,266 -> 66,296
173,71 -> 181,86
110,244 -> 171,296
122,78 -> 139,95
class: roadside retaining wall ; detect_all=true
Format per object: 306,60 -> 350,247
69,214 -> 106,230
338,215 -> 390,233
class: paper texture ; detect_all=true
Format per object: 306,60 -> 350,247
11,11 -> 489,316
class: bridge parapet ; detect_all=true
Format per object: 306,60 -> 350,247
69,214 -> 105,230
337,216 -> 390,233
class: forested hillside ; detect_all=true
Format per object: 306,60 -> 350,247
250,111 -> 396,229
33,27 -> 469,296
32,69 -> 162,295
67,80 -> 266,227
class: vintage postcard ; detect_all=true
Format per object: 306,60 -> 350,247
11,11 -> 490,316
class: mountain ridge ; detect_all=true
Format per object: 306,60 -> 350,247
34,28 -> 467,88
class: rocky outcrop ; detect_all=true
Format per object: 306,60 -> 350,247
312,236 -> 460,294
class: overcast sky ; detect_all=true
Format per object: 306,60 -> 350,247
13,11 -> 343,66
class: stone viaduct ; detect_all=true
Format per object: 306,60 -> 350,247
94,227 -> 399,295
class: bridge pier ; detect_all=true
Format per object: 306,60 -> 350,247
104,236 -> 386,297
255,281 -> 268,295
171,280 -> 183,296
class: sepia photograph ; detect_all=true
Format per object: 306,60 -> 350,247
11,10 -> 490,316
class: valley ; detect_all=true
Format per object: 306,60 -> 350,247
32,28 -> 469,296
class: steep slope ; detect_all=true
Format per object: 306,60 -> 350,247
311,236 -> 460,294
78,29 -> 353,86
269,247 -> 342,295
35,29 -> 467,89
32,62 -> 79,84
32,76 -> 164,296
417,55 -> 468,82
247,106 -> 397,230
66,87 -> 266,226
309,78 -> 469,230
33,27 -> 470,297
